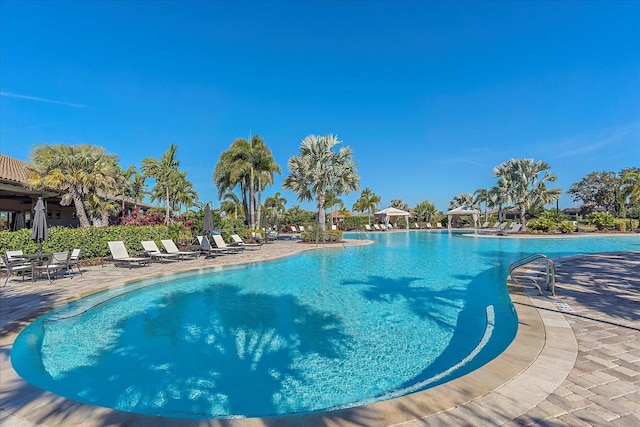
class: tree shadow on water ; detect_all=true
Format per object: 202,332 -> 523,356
6,283 -> 352,422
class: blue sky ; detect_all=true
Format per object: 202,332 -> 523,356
1,0 -> 639,213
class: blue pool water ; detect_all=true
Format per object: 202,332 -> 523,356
11,232 -> 640,418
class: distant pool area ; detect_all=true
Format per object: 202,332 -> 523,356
11,231 -> 640,419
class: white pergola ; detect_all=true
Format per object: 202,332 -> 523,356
374,207 -> 411,230
446,206 -> 480,230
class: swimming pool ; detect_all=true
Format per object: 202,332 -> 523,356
11,232 -> 640,419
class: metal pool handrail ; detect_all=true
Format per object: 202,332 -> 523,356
509,253 -> 556,296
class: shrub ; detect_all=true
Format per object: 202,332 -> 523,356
585,212 -> 616,230
558,221 -> 575,234
343,216 -> 368,230
527,217 -> 556,232
0,225 -> 186,259
300,225 -> 343,243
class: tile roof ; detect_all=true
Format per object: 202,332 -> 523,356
0,154 -> 32,184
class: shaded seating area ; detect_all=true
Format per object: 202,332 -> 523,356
105,241 -> 151,269
161,239 -> 199,260
33,251 -> 71,282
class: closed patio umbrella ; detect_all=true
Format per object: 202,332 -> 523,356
203,203 -> 213,237
12,212 -> 25,231
31,197 -> 48,254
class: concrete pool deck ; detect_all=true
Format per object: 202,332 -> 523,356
1,237 -> 639,426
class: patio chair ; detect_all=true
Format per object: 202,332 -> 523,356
2,254 -> 32,286
33,251 -> 71,282
425,222 -> 432,229
141,241 -> 181,263
414,223 -> 420,229
68,248 -> 82,275
106,241 -> 151,269
196,235 -> 227,257
499,223 -> 522,235
161,239 -> 199,260
230,234 -> 262,250
364,224 -> 372,231
211,234 -> 243,254
6,250 -> 24,260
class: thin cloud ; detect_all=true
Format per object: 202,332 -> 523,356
0,91 -> 88,108
552,124 -> 638,159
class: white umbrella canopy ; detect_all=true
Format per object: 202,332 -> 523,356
374,207 -> 411,229
446,206 -> 480,229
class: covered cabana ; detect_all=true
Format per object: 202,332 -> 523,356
446,206 -> 480,230
374,207 -> 411,230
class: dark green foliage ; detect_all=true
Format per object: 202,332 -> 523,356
342,215 -> 368,230
0,225 -> 187,259
585,212 -> 616,230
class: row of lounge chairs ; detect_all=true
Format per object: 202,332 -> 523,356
477,222 -> 522,235
105,234 -> 262,269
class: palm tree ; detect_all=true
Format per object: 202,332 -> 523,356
213,136 -> 281,229
141,144 -> 181,224
283,134 -> 359,230
412,200 -> 437,223
170,171 -> 198,213
352,188 -> 381,226
26,144 -> 121,228
263,191 -> 287,229
390,199 -> 409,210
448,193 -> 475,210
324,191 -> 344,228
488,184 -> 509,222
221,192 -> 243,219
473,188 -> 489,222
493,158 -> 561,230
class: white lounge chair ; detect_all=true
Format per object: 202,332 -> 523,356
106,241 -> 151,269
141,241 -> 181,263
196,235 -> 228,257
230,234 -> 262,250
161,239 -> 199,259
364,224 -> 372,231
499,223 -> 522,235
211,235 -> 243,254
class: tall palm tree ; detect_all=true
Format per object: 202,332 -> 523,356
493,158 -> 561,230
171,171 -> 198,213
390,199 -> 409,210
264,191 -> 287,229
213,136 -> 281,229
141,144 -> 181,224
128,172 -> 147,208
283,134 -> 359,230
488,184 -> 509,222
352,188 -> 381,226
26,144 -> 121,228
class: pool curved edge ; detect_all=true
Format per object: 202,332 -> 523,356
0,270 -> 576,427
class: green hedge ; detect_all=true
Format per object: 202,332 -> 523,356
300,228 -> 343,243
343,216 -> 368,230
0,225 -> 189,259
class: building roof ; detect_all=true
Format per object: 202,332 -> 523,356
0,154 -> 32,184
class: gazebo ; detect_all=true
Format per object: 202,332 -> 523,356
374,207 -> 411,230
446,206 -> 480,230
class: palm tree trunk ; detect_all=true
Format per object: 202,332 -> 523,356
317,191 -> 326,230
165,186 -> 171,224
256,175 -> 262,230
520,205 -> 527,230
73,194 -> 91,228
249,169 -> 256,228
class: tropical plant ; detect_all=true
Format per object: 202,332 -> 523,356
26,144 -> 121,228
448,193 -> 475,210
283,134 -> 359,230
473,188 -> 489,221
213,135 -> 281,229
620,167 -> 640,211
263,191 -> 287,229
352,188 -> 381,226
170,170 -> 198,213
141,144 -> 184,224
585,212 -> 616,230
324,191 -> 344,227
493,158 -> 561,230
412,200 -> 437,223
281,205 -> 314,226
390,199 -> 409,210
220,192 -> 243,220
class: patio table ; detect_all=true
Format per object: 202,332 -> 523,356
13,253 -> 52,282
